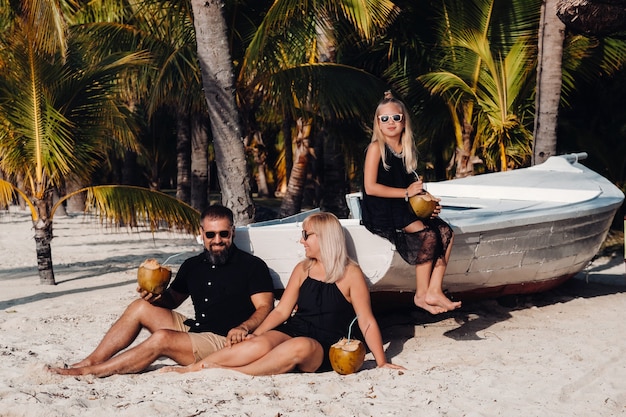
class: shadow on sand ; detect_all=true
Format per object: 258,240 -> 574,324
373,256 -> 625,364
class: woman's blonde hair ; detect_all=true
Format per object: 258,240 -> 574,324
302,212 -> 354,283
371,91 -> 418,173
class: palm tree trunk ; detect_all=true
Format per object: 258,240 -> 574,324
251,132 -> 270,198
33,196 -> 55,285
281,114 -> 294,194
533,0 -> 565,165
280,118 -> 311,217
189,0 -> 254,224
176,109 -> 191,204
320,125 -> 349,218
190,112 -> 209,211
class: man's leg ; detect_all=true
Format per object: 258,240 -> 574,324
52,329 -> 195,377
71,299 -> 178,368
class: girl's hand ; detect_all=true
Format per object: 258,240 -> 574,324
406,180 -> 424,198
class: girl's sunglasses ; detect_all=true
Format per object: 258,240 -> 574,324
301,230 -> 316,241
378,114 -> 403,123
204,230 -> 231,239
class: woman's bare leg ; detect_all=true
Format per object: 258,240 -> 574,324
205,337 -> 324,376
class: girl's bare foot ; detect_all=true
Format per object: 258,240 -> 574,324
425,292 -> 461,312
414,295 -> 447,314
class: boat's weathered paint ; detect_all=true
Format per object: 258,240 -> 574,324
235,154 -> 624,297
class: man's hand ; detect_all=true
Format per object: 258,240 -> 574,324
225,325 -> 249,347
136,286 -> 162,303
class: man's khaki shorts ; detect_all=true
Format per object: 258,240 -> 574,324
171,311 -> 227,362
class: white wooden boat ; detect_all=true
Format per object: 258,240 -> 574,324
234,153 -> 624,298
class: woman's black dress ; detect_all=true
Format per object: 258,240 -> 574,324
275,277 -> 361,372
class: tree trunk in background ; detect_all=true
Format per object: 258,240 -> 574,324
176,109 -> 191,204
191,112 -> 209,211
64,176 -> 86,213
533,0 -> 565,165
251,132 -> 270,197
279,118 -> 311,217
190,0 -> 254,224
320,125 -> 349,218
281,114 -> 293,195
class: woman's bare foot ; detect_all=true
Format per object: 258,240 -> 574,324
47,365 -> 88,376
160,361 -> 209,374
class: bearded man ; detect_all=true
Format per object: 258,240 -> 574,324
50,205 -> 274,378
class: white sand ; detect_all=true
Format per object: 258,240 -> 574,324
1,209 -> 625,417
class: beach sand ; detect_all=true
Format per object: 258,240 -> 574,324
1,209 -> 625,417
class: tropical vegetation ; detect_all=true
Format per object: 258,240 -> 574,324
1,0 -> 625,285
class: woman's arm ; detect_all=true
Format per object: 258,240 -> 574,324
345,264 -> 405,370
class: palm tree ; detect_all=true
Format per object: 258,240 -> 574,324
237,0 -> 397,216
416,0 -> 540,174
533,0 -> 565,165
189,0 -> 255,223
0,1 -> 200,285
420,31 -> 536,171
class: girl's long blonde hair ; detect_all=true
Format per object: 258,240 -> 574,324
302,212 -> 354,283
371,91 -> 418,173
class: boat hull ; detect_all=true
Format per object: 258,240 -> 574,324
235,154 -> 624,298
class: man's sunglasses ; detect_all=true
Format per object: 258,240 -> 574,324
378,114 -> 403,123
204,230 -> 232,239
301,230 -> 316,241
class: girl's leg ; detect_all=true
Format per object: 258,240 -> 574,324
414,235 -> 461,313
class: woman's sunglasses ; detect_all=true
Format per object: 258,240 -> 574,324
301,230 -> 316,241
204,230 -> 232,239
378,114 -> 403,123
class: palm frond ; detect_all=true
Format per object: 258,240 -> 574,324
80,185 -> 200,234
0,179 -> 16,207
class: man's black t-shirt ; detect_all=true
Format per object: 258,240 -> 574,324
170,245 -> 274,336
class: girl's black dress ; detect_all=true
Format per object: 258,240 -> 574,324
361,146 -> 453,265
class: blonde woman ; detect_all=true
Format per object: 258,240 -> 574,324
362,91 -> 461,314
163,212 -> 403,375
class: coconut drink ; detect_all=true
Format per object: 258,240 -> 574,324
329,316 -> 365,375
137,258 -> 172,294
329,337 -> 366,375
408,191 -> 439,219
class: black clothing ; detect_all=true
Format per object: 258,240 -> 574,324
362,146 -> 453,265
169,245 -> 274,336
276,277 -> 359,372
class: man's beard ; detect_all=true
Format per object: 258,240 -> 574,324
204,243 -> 233,265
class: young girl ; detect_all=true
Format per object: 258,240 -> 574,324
361,91 -> 461,314
162,212 -> 404,375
